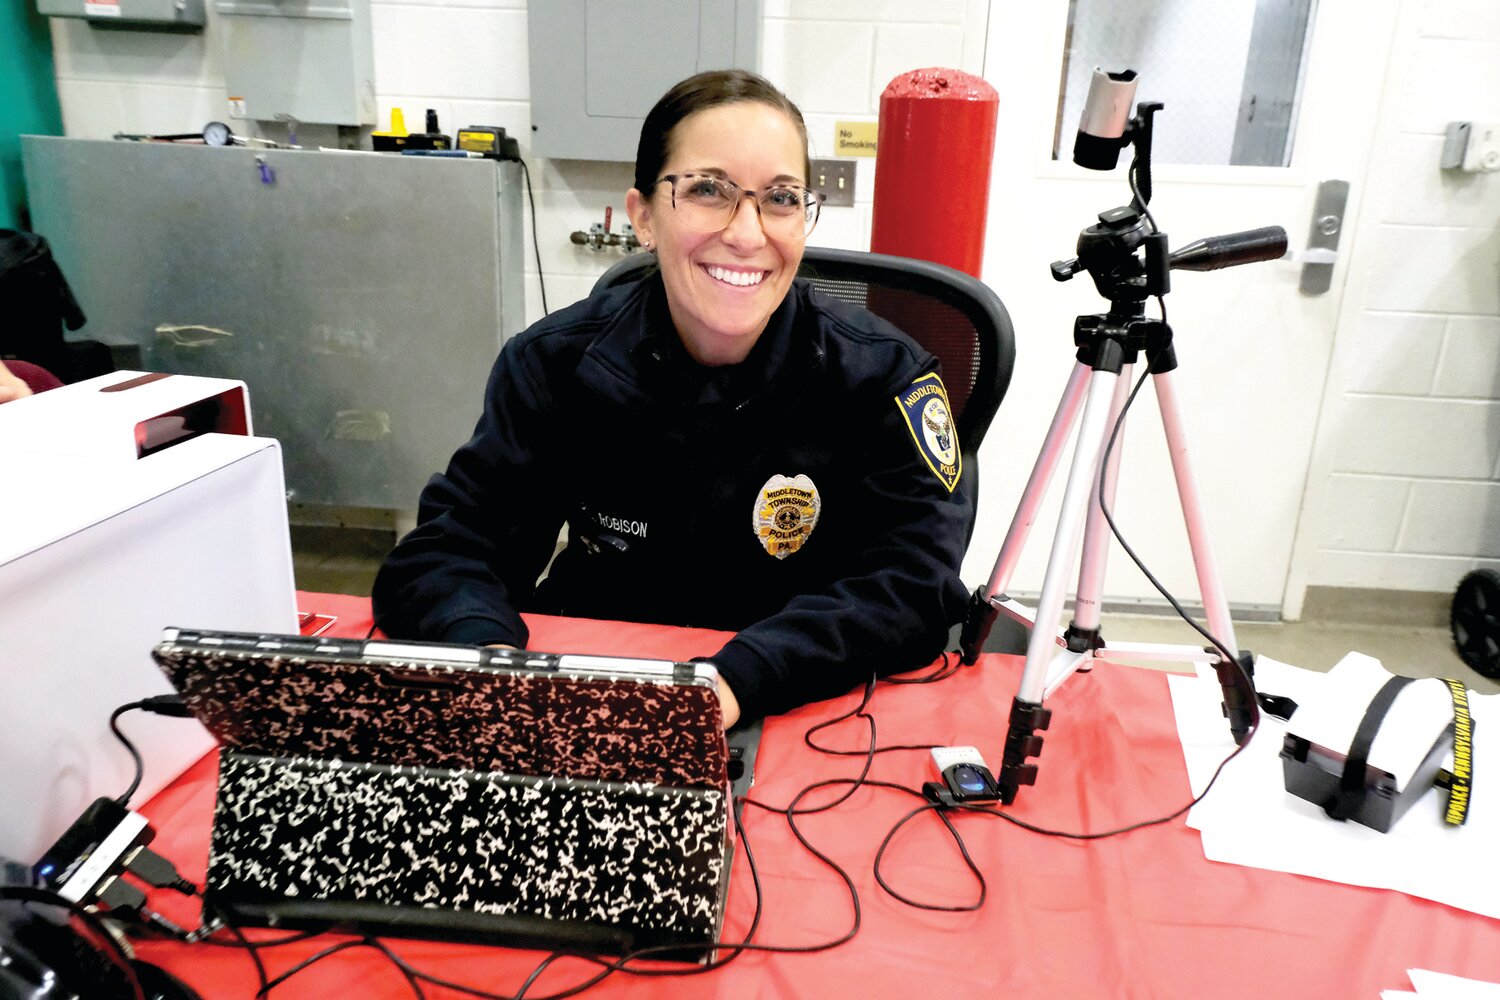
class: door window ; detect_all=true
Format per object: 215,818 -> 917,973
1055,0 -> 1317,166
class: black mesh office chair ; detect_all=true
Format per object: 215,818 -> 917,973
591,246 -> 1015,456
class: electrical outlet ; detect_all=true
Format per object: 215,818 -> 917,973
811,158 -> 856,206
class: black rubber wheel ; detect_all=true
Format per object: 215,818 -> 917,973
1451,568 -> 1500,679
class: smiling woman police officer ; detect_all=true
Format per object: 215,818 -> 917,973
371,70 -> 976,729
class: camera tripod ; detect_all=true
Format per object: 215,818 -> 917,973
958,149 -> 1286,806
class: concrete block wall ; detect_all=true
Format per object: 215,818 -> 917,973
1298,0 -> 1500,598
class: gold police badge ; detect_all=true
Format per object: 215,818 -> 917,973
752,474 -> 821,559
895,372 -> 961,492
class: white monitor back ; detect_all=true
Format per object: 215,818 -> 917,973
0,430 -> 297,864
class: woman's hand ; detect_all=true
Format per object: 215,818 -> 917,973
717,675 -> 740,730
0,361 -> 33,405
488,643 -> 740,728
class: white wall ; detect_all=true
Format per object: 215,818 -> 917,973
1289,0 -> 1500,604
43,0 -> 1500,603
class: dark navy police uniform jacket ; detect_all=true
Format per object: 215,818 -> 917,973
372,272 -> 977,721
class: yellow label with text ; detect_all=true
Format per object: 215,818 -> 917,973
835,121 -> 878,158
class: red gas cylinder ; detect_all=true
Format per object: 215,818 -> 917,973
871,68 -> 998,278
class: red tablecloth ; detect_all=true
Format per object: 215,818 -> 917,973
131,592 -> 1500,998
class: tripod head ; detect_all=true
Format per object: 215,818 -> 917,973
1051,209 -> 1289,309
1050,74 -> 1287,313
1050,204 -> 1165,306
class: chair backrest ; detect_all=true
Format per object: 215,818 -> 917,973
592,246 -> 1014,456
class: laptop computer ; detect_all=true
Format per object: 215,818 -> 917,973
152,627 -> 734,956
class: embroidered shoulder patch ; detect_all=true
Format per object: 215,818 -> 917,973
895,373 -> 961,492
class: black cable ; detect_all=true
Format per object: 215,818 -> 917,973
863,731 -> 1253,915
872,795 -> 985,912
109,701 -> 148,806
224,919 -> 272,995
881,650 -> 963,684
365,939 -> 430,1000
197,927 -> 324,949
517,158 -> 549,316
805,651 -> 965,755
256,938 -> 372,996
1091,292 -> 1261,737
199,896 -> 270,996
786,677 -> 882,812
110,695 -> 194,806
390,957 -> 539,1000
203,897 -> 427,1000
801,670 -> 944,756
1102,165 -> 1260,738
1128,157 -> 1160,233
512,953 -> 579,1000
1100,364 -> 1230,661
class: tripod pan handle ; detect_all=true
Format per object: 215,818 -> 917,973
1169,226 -> 1288,272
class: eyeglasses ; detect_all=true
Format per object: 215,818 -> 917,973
655,173 -> 825,239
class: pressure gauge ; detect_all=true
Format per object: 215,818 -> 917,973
202,121 -> 234,147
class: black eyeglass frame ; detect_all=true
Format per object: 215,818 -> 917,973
653,173 -> 826,238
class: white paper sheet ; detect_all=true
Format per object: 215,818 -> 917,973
1166,654 -> 1497,919
1407,969 -> 1500,998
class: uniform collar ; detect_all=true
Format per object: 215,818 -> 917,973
585,271 -> 823,407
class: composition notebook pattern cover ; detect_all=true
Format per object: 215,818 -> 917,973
154,635 -> 729,787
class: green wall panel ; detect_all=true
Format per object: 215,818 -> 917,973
1,5 -> 64,229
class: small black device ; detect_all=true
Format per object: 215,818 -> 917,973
456,125 -> 521,161
34,798 -> 151,906
404,109 -> 453,151
943,762 -> 1001,801
928,746 -> 1002,803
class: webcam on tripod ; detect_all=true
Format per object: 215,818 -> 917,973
1073,68 -> 1146,171
959,68 -> 1290,804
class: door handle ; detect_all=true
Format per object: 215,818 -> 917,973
1285,247 -> 1338,265
1299,179 -> 1349,295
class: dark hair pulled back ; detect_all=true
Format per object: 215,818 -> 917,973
633,70 -> 811,197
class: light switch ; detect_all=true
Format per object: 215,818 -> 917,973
811,159 -> 856,207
